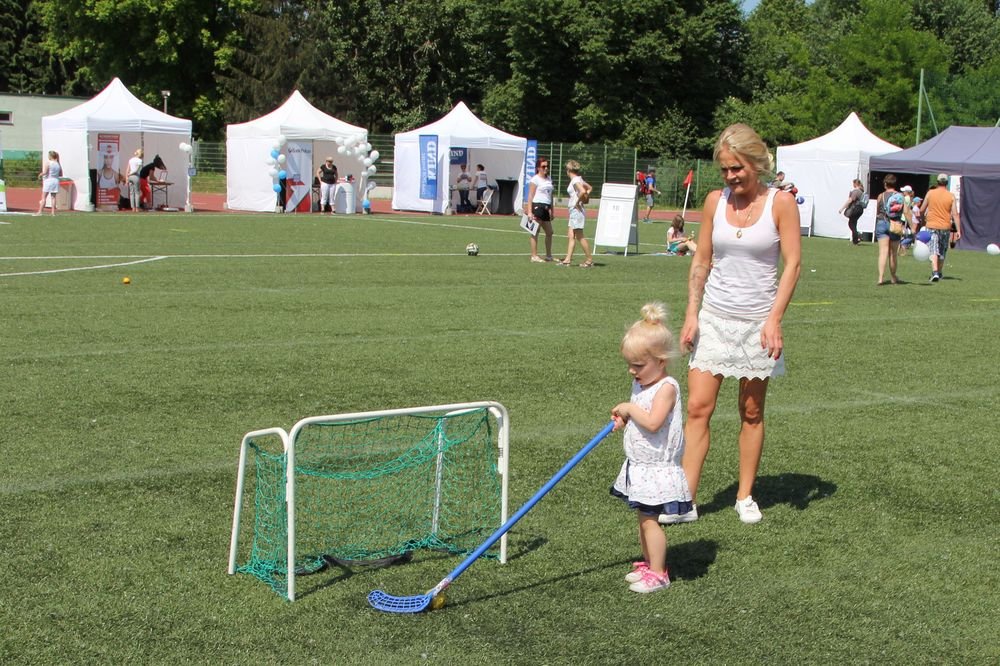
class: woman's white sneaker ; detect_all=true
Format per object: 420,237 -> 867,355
734,496 -> 763,524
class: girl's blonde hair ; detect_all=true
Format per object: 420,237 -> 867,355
621,302 -> 673,362
713,123 -> 774,176
565,159 -> 581,174
671,214 -> 685,232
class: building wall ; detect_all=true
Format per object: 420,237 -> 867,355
0,93 -> 87,156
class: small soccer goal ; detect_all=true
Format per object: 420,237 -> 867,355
227,402 -> 510,601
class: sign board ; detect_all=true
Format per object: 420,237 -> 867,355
594,183 -> 639,255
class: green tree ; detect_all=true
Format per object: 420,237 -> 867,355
36,0 -> 253,136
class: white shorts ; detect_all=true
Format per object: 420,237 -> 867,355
568,208 -> 586,230
689,308 -> 785,380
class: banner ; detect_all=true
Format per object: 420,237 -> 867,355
522,140 -> 537,203
95,134 -> 121,208
284,141 -> 313,213
682,170 -> 693,188
419,134 -> 438,200
450,147 -> 467,165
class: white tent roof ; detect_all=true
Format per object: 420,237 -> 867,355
395,102 -> 526,149
777,112 -> 900,239
779,112 -> 899,160
226,90 -> 365,141
41,77 -> 191,134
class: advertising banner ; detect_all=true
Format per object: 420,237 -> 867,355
96,134 -> 121,208
284,141 -> 313,213
522,140 -> 537,203
419,135 -> 438,200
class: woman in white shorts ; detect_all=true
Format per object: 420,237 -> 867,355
678,124 -> 801,525
557,160 -> 593,268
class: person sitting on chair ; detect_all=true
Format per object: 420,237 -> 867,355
475,164 -> 489,203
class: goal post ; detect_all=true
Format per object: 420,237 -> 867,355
228,402 -> 510,601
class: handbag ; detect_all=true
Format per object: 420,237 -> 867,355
889,220 -> 905,235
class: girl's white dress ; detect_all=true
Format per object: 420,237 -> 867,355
611,376 -> 692,513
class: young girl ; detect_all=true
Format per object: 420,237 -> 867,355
610,302 -> 693,593
557,160 -> 594,267
667,215 -> 698,255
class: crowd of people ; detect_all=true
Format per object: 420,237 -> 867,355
35,148 -> 167,213
839,172 -> 960,284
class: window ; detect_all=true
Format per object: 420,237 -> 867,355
0,111 -> 11,124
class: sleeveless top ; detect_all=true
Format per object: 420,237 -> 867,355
611,376 -> 691,505
703,187 -> 781,319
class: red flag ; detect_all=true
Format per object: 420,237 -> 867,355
682,170 -> 693,188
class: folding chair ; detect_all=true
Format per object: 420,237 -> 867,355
476,186 -> 495,215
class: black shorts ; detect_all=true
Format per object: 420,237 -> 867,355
531,203 -> 552,222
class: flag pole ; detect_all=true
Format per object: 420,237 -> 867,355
680,170 -> 694,217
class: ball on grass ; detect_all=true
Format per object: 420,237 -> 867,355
122,276 -> 131,285
987,243 -> 1000,256
429,593 -> 446,610
912,241 -> 930,262
466,242 -> 479,256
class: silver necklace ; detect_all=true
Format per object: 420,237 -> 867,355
734,194 -> 755,238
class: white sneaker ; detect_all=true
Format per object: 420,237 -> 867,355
734,496 -> 763,524
628,569 -> 671,594
658,505 -> 698,525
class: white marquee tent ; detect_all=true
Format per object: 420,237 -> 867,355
226,91 -> 367,212
41,78 -> 192,212
776,112 -> 900,238
393,102 -> 527,214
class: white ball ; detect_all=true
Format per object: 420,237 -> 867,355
276,154 -> 287,164
466,242 -> 479,256
912,240 -> 931,262
987,243 -> 1000,256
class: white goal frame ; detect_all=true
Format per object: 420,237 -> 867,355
228,401 -> 511,601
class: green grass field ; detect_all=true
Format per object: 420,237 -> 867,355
1,210 -> 997,664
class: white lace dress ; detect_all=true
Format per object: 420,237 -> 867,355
610,376 -> 692,514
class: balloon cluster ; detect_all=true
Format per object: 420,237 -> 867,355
265,135 -> 289,193
335,133 -> 379,177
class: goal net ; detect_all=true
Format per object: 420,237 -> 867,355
228,402 -> 510,600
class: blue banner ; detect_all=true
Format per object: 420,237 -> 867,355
419,134 -> 438,200
523,140 -> 538,203
450,147 -> 467,165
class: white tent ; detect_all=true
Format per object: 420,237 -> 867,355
41,78 -> 192,212
776,112 -> 900,238
393,102 -> 527,214
226,91 -> 367,212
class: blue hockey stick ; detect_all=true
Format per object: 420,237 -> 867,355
368,421 -> 615,613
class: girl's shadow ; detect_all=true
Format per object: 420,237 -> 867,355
699,473 -> 837,516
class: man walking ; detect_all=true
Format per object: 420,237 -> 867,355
919,174 -> 959,282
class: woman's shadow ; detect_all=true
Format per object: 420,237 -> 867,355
698,473 -> 837,516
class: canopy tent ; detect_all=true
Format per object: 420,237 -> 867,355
226,91 -> 367,212
870,126 -> 1000,251
776,112 -> 900,239
393,102 -> 527,214
41,78 -> 192,211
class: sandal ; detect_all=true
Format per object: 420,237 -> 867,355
580,260 -> 594,268
556,260 -> 572,266
530,256 -> 545,263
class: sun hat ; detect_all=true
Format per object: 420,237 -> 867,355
901,185 -> 913,193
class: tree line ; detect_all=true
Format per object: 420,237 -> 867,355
1,0 -> 997,154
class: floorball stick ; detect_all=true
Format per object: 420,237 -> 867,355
368,421 -> 615,613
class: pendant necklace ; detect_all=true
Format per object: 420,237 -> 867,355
735,194 -> 755,239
